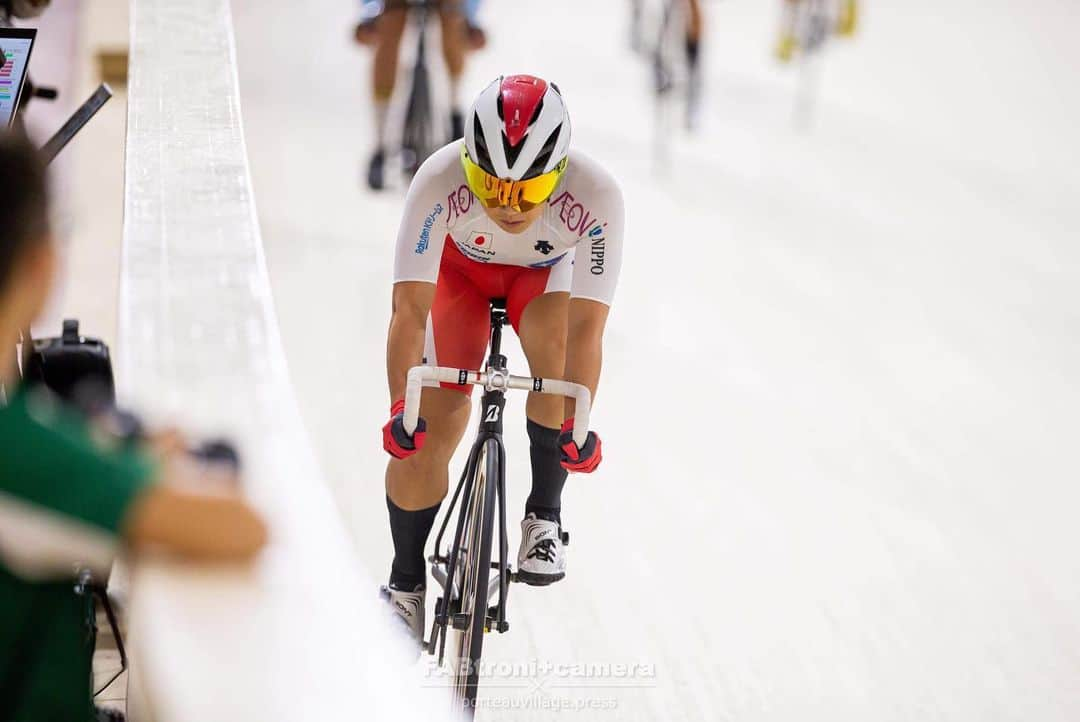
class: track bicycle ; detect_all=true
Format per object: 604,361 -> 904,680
399,299 -> 592,714
395,0 -> 445,180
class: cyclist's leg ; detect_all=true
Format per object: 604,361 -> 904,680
684,0 -> 704,129
506,253 -> 570,514
386,388 -> 472,511
385,260 -> 489,589
777,0 -> 799,61
516,292 -> 569,430
629,0 -> 644,52
835,0 -> 857,36
685,0 -> 703,43
515,291 -> 571,522
438,2 -> 468,137
372,7 -> 407,148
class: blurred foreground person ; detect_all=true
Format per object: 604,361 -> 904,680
776,0 -> 858,62
0,0 -> 51,23
0,131 -> 268,721
354,0 -> 485,190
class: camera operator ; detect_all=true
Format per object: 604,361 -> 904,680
0,130 -> 268,721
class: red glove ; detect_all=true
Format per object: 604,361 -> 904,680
558,418 -> 602,473
382,399 -> 427,460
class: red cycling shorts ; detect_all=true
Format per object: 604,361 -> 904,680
423,237 -> 560,394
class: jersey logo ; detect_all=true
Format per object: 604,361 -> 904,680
454,231 -> 497,263
527,252 -> 566,269
415,202 -> 444,254
468,232 -> 494,250
534,239 -> 554,255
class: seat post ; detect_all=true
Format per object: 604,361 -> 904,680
488,299 -> 508,367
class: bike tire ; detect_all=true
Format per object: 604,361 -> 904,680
450,436 -> 499,713
401,18 -> 435,176
408,63 -> 433,170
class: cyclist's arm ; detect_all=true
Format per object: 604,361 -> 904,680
388,147 -> 453,402
387,281 -> 435,401
563,171 -> 625,420
563,298 -> 610,419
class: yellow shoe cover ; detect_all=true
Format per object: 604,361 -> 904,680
837,0 -> 858,36
776,33 -> 796,62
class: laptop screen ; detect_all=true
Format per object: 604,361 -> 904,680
0,28 -> 37,128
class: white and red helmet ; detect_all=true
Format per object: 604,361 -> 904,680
463,74 -> 571,181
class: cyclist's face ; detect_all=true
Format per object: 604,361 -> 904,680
482,202 -> 544,235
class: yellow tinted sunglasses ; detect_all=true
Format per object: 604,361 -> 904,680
461,146 -> 567,212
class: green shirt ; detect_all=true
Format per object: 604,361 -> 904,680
0,387 -> 156,722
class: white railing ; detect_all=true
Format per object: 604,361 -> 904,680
119,1 -> 449,719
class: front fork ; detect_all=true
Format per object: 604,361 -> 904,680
427,389 -> 512,664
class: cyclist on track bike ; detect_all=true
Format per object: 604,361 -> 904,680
379,75 -> 624,640
354,0 -> 487,190
630,0 -> 705,128
776,0 -> 858,62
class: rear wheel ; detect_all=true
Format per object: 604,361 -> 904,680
448,437 -> 499,713
402,30 -> 434,175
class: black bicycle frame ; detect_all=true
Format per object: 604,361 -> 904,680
429,299 -> 513,662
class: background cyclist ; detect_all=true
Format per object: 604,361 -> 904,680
776,0 -> 858,62
354,0 -> 486,190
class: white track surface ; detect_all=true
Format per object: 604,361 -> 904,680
234,1 -> 1079,719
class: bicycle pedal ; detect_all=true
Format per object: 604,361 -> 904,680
451,613 -> 470,631
560,530 -> 570,547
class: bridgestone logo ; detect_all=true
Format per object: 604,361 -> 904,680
458,370 -> 468,385
533,378 -> 543,392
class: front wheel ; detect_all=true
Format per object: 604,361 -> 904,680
449,437 -> 500,713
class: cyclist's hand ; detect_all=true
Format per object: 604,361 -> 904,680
558,418 -> 602,473
383,399 -> 427,460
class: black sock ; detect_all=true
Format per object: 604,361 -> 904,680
524,420 -> 568,523
386,495 -> 440,590
685,37 -> 700,68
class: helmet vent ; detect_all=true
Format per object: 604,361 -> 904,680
528,98 -> 545,128
502,129 -> 526,170
473,111 -> 496,174
522,124 -> 562,179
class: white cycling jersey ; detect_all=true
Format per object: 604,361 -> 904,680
393,142 -> 624,305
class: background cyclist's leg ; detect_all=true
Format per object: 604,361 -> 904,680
685,0 -> 703,54
836,0 -> 857,36
438,2 -> 468,139
684,0 -> 704,129
515,291 -> 571,523
368,7 -> 407,189
629,0 -> 644,52
777,0 -> 799,61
